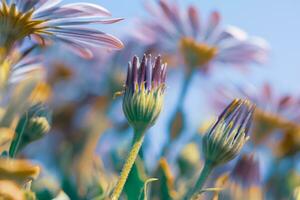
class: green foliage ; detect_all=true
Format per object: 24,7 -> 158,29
124,157 -> 147,200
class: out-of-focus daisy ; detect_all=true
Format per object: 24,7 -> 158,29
0,0 -> 124,58
136,0 -> 268,156
214,154 -> 263,200
211,82 -> 300,155
135,0 -> 269,73
0,159 -> 40,186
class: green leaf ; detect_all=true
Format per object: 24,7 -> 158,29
151,159 -> 176,200
138,178 -> 158,200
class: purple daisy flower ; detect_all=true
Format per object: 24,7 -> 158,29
0,0 -> 124,58
134,0 -> 269,72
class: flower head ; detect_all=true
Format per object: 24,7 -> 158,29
123,54 -> 167,133
135,0 -> 268,72
0,0 -> 123,57
202,99 -> 255,166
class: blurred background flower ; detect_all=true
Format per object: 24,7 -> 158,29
1,0 -> 300,199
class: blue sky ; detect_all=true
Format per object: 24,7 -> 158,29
65,0 -> 300,94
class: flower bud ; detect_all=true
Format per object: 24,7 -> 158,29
202,99 -> 255,166
122,55 -> 167,133
19,103 -> 51,148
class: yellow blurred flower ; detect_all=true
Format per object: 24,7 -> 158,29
29,82 -> 52,104
0,159 -> 40,186
0,128 -> 14,152
271,126 -> 300,157
0,180 -> 25,200
293,186 -> 300,200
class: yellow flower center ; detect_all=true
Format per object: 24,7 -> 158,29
179,37 -> 217,70
0,2 -> 46,52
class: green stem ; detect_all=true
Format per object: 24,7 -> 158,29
163,69 -> 195,156
9,114 -> 28,158
111,130 -> 145,200
185,161 -> 214,200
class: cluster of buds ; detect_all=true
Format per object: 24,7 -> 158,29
123,55 -> 167,133
202,99 -> 255,166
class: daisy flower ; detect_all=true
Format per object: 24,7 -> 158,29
135,0 -> 268,73
0,0 -> 124,58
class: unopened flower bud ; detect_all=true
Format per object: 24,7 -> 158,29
9,103 -> 52,156
202,99 -> 255,166
22,103 -> 51,144
123,55 -> 167,133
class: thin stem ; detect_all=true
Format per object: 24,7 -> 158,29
176,69 -> 195,110
185,161 -> 214,200
111,130 -> 145,200
163,69 -> 195,156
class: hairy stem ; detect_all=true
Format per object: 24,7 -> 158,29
111,130 -> 145,200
